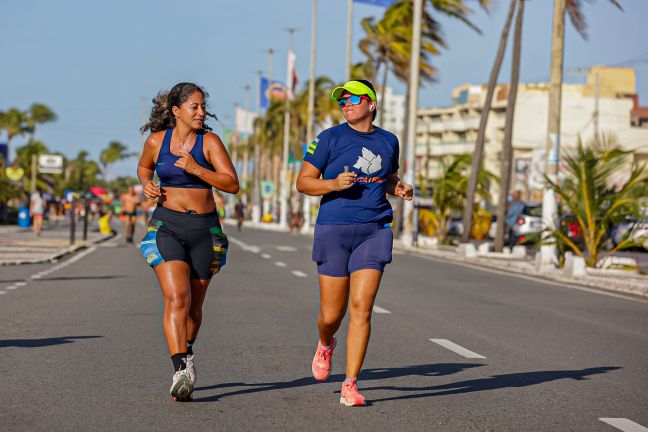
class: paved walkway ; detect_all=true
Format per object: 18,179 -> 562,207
0,221 -> 114,265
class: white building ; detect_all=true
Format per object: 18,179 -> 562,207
415,66 -> 648,201
377,86 -> 406,141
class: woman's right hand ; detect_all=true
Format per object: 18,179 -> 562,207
333,171 -> 357,191
143,181 -> 161,200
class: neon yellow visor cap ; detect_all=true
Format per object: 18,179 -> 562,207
331,80 -> 377,102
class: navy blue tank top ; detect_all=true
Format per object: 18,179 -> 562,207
156,129 -> 214,189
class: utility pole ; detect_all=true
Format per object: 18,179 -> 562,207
345,0 -> 353,81
280,28 -> 298,228
252,70 -> 263,223
400,0 -> 423,246
31,154 -> 37,193
539,0 -> 566,269
594,70 -> 600,145
140,96 -> 147,146
301,0 -> 318,233
242,84 -> 251,194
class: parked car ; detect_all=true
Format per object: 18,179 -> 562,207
505,201 -> 543,245
559,213 -> 584,249
611,218 -> 648,250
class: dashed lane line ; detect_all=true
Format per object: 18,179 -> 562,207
430,339 -> 486,359
261,254 -> 271,259
292,270 -> 307,277
599,418 -> 648,432
373,305 -> 391,314
276,246 -> 298,252
275,262 -> 287,268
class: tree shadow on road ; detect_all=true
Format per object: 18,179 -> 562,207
364,366 -> 621,403
192,362 -> 482,403
0,335 -> 102,348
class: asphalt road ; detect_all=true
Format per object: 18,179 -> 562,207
1,224 -> 647,431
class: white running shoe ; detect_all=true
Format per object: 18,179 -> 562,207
185,354 -> 197,386
170,369 -> 194,402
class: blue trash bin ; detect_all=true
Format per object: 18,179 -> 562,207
18,206 -> 31,229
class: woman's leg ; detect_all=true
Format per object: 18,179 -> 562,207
187,278 -> 210,342
346,269 -> 382,379
317,274 -> 350,346
154,261 -> 192,355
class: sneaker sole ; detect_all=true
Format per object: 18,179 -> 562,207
339,396 -> 366,407
170,376 -> 194,402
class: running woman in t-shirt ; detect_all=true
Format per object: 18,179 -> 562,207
137,82 -> 238,401
296,79 -> 413,406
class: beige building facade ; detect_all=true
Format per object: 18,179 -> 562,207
415,66 -> 648,202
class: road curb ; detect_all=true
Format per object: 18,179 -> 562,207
1,231 -> 116,266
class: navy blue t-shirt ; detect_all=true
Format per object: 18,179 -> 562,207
304,123 -> 399,225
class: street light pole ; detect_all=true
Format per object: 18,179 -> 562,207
539,0 -> 566,269
302,0 -> 318,233
280,28 -> 298,228
345,0 -> 353,81
400,0 -> 423,246
252,70 -> 263,223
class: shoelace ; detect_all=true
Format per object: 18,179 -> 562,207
317,347 -> 331,362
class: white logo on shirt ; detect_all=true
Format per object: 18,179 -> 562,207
354,147 -> 382,175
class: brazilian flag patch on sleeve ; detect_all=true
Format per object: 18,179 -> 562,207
307,138 -> 319,155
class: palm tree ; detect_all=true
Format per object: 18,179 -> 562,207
544,136 -> 647,267
424,154 -> 495,244
25,103 -> 57,140
14,140 -> 50,192
495,0 -> 525,252
461,0 -> 517,244
0,108 -> 29,159
539,0 -> 622,266
99,141 -> 135,181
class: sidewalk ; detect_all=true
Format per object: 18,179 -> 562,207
0,222 -> 115,266
226,219 -> 648,299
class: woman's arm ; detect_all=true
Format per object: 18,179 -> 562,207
386,173 -> 413,200
176,132 -> 239,194
137,134 -> 161,200
296,161 -> 357,196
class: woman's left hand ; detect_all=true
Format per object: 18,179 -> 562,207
394,181 -> 414,201
175,151 -> 202,176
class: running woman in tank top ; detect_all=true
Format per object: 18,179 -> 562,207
296,79 -> 413,406
137,82 -> 238,401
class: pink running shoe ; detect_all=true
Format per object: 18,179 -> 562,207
340,378 -> 366,407
311,336 -> 336,381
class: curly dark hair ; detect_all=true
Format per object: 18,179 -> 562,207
140,82 -> 218,134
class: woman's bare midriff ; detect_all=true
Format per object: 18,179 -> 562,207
157,187 -> 216,214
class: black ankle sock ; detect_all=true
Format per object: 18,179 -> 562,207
187,339 -> 195,356
171,353 -> 188,372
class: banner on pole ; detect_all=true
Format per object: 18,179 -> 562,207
260,77 -> 286,109
38,154 -> 64,174
235,107 -> 258,134
286,50 -> 299,101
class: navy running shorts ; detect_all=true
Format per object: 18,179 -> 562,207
140,206 -> 228,280
312,223 -> 393,277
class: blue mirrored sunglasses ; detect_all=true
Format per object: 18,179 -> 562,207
337,94 -> 371,107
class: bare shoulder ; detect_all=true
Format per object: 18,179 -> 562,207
144,130 -> 166,150
203,131 -> 225,148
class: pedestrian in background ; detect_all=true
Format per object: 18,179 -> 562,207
296,79 -> 413,406
137,82 -> 239,402
29,189 -> 45,236
120,186 -> 140,243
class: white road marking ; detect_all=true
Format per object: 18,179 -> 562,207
0,291 -> 6,295
261,253 -> 271,259
6,285 -> 19,290
600,418 -> 648,432
372,305 -> 391,314
275,262 -> 287,267
430,339 -> 486,359
31,274 -> 43,279
14,282 -> 27,287
276,246 -> 298,252
291,270 -> 307,277
228,237 -> 260,253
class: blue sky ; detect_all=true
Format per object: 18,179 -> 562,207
2,0 -> 647,178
